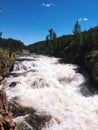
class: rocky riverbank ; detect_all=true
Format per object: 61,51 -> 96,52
0,90 -> 16,130
0,49 -> 16,129
58,44 -> 98,86
0,49 -> 15,81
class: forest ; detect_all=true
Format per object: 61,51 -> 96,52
27,21 -> 98,60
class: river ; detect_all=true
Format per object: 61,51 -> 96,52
0,54 -> 98,130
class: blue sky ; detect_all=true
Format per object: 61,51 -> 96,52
0,0 -> 98,45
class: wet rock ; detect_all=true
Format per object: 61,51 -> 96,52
25,114 -> 51,130
0,90 -> 15,130
9,101 -> 36,118
9,82 -> 17,88
9,101 -> 51,130
16,122 -> 31,130
43,115 -> 51,122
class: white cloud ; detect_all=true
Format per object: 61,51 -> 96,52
42,3 -> 55,7
83,18 -> 88,21
78,17 -> 88,22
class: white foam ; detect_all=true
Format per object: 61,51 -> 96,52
1,54 -> 98,130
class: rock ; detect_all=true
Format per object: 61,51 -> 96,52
9,102 -> 35,118
0,52 -> 15,77
9,82 -> 17,88
22,50 -> 30,54
0,90 -> 15,130
25,114 -> 51,130
0,90 -> 8,113
0,76 -> 3,81
9,101 -> 51,130
43,115 -> 51,121
16,122 -> 31,130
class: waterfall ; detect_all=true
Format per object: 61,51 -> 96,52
0,54 -> 98,130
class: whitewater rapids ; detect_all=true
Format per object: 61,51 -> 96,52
0,54 -> 98,130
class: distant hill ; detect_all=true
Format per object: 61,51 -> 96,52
0,38 -> 25,53
27,34 -> 73,55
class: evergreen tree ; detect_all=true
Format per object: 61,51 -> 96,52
53,32 -> 57,40
73,21 -> 81,35
0,32 -> 2,38
49,28 -> 53,40
46,35 -> 49,41
73,21 -> 82,44
48,28 -> 57,41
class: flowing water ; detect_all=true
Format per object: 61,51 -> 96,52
0,54 -> 98,130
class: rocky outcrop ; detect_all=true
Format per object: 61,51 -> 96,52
0,90 -> 15,130
0,48 -> 16,129
22,50 -> 30,54
0,49 -> 15,81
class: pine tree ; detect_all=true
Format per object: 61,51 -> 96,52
73,21 -> 81,35
48,28 -> 53,40
73,21 -> 82,44
53,32 -> 57,40
0,32 -> 2,38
